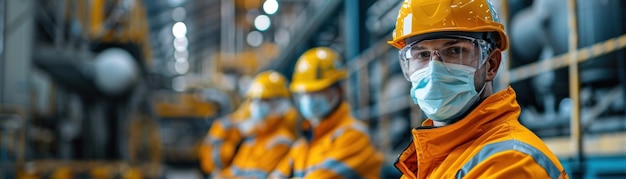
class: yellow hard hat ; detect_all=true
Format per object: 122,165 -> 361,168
388,0 -> 508,50
246,71 -> 290,99
290,47 -> 346,93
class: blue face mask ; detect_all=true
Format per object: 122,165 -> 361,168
297,92 -> 338,126
244,99 -> 292,134
409,60 -> 485,122
249,99 -> 291,120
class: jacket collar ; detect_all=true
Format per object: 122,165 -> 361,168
395,87 -> 521,177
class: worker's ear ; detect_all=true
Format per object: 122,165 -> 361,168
485,49 -> 502,82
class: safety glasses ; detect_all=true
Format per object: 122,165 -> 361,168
398,36 -> 491,81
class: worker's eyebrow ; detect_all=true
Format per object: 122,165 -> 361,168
414,39 -> 463,50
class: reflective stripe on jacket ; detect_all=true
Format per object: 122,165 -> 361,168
270,103 -> 383,179
396,87 -> 568,179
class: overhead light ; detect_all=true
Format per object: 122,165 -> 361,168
172,22 -> 187,38
174,59 -> 190,75
173,36 -> 188,52
254,15 -> 271,31
246,31 -> 263,47
263,0 -> 279,15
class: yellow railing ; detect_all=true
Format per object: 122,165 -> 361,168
507,33 -> 626,83
567,0 -> 582,165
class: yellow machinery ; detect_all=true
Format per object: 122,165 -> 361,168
152,86 -> 241,169
155,93 -> 218,118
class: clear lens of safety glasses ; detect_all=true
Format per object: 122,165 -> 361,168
398,36 -> 490,81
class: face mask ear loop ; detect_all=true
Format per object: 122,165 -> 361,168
477,74 -> 487,96
327,87 -> 341,111
476,50 -> 490,96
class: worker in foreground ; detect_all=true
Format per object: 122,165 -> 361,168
270,47 -> 383,179
387,0 -> 568,178
198,99 -> 249,175
217,71 -> 299,178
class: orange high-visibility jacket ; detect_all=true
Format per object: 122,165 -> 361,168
220,109 -> 299,178
270,103 -> 383,179
396,87 -> 568,179
199,100 -> 251,175
199,118 -> 243,175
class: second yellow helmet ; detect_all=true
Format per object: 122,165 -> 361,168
290,47 -> 346,93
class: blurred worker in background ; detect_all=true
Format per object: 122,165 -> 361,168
270,47 -> 383,179
387,0 -> 568,178
198,99 -> 249,176
217,71 -> 299,178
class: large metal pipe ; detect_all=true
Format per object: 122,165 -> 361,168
2,0 -> 34,109
345,0 -> 361,111
509,0 -> 570,63
577,0 -> 622,85
509,7 -> 545,63
1,0 -> 35,176
1,0 -> 5,104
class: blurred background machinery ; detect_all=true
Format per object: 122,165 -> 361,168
507,0 -> 626,178
0,0 -> 626,178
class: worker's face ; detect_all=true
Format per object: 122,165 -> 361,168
239,97 -> 291,135
293,86 -> 340,125
249,97 -> 291,120
401,36 -> 497,122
